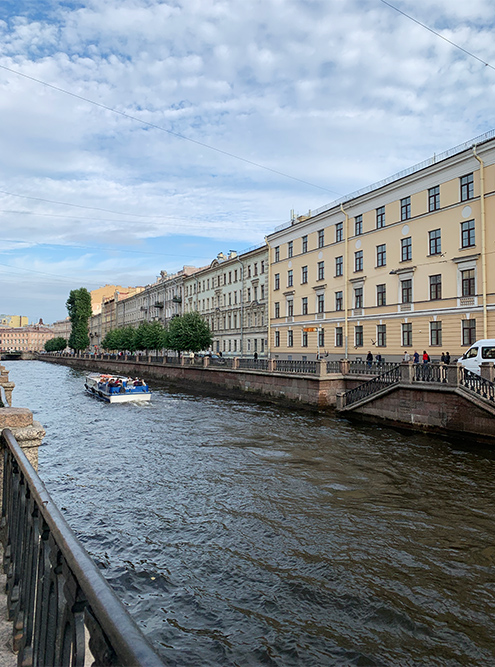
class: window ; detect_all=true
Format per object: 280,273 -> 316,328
247,265 -> 251,278
460,173 -> 474,202
301,265 -> 308,284
274,246 -> 280,262
287,300 -> 294,317
402,323 -> 412,347
430,321 -> 442,346
462,319 -> 476,346
335,222 -> 343,243
318,229 -> 325,248
335,327 -> 343,347
376,206 -> 385,228
462,269 -> 475,296
261,285 -> 265,300
288,241 -> 293,258
302,235 -> 308,253
377,324 -> 386,347
274,273 -> 280,290
401,196 -> 411,221
429,275 -> 442,300
429,186 -> 440,212
318,328 -> 325,347
302,331 -> 308,347
355,325 -> 363,347
274,331 -> 280,347
302,297 -> 308,315
401,237 -> 412,262
429,229 -> 441,255
355,215 -> 363,236
354,287 -> 363,309
288,330 -> 293,347
401,279 -> 412,303
376,244 -> 386,267
317,294 -> 325,313
335,291 -> 343,311
261,261 -> 265,274
254,263 -> 258,276
377,284 -> 386,306
287,270 -> 293,287
461,219 -> 475,248
335,256 -> 343,277
354,250 -> 363,272
317,261 -> 325,280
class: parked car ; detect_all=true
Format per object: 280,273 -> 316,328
457,339 -> 495,375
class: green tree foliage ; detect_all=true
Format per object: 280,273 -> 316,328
44,337 -> 67,352
167,312 -> 212,354
101,329 -> 120,351
66,288 -> 92,351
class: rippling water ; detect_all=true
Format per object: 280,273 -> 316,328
4,360 -> 495,665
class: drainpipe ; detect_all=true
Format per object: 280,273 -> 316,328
265,238 -> 270,359
231,254 -> 244,357
472,146 -> 488,338
340,204 -> 349,359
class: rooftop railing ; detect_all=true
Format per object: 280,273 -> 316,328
0,428 -> 165,667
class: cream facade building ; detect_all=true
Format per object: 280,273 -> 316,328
266,131 -> 495,361
183,246 -> 268,357
0,323 -> 54,351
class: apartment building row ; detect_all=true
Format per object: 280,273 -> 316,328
0,322 -> 55,352
266,130 -> 495,360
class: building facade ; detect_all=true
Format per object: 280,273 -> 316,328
183,246 -> 269,357
267,131 -> 495,361
0,323 -> 55,351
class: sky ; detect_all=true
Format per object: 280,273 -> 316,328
0,0 -> 494,324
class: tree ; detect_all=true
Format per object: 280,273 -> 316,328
44,337 -> 67,352
167,312 -> 212,355
66,288 -> 92,351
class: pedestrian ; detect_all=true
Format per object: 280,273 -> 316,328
441,352 -> 446,363
413,351 -> 419,364
375,353 -> 382,366
254,352 -> 258,361
422,350 -> 430,364
445,351 -> 451,365
366,350 -> 373,368
403,351 -> 410,362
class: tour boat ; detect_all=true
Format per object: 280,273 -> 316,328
84,373 -> 151,403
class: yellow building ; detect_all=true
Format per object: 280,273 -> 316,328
267,130 -> 495,361
0,315 -> 29,328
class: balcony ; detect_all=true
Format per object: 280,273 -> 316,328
172,296 -> 182,303
153,302 -> 164,308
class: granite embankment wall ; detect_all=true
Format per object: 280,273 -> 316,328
40,355 -> 349,408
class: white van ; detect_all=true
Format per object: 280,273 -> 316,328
457,339 -> 495,375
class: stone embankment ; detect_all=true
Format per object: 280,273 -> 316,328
39,353 -> 495,443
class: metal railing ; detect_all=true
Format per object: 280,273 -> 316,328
238,358 -> 269,371
413,363 -> 446,383
275,360 -> 318,374
348,360 -> 397,375
459,368 -> 495,401
326,360 -> 341,373
340,365 -> 401,408
0,428 -> 165,667
209,357 -> 234,368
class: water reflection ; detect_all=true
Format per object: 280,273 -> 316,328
5,361 -> 495,666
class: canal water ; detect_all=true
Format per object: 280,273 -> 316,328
4,361 -> 495,666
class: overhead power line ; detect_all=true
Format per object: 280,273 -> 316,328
379,0 -> 495,71
0,63 -> 341,197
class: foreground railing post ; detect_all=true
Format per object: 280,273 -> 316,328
0,429 -> 166,667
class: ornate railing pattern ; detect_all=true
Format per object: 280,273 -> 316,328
413,363 -> 446,383
0,428 -> 165,667
326,360 -> 341,373
275,360 -> 318,374
348,360 -> 397,375
340,365 -> 401,408
460,368 -> 495,401
210,357 -> 234,368
238,359 -> 269,371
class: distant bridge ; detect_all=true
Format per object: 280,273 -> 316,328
0,351 -> 36,361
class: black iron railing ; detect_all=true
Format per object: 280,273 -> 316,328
341,364 -> 401,408
237,358 -> 269,371
460,368 -> 495,401
275,360 -> 318,374
348,360 -> 397,375
0,428 -> 165,667
326,360 -> 340,373
413,363 -> 446,383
